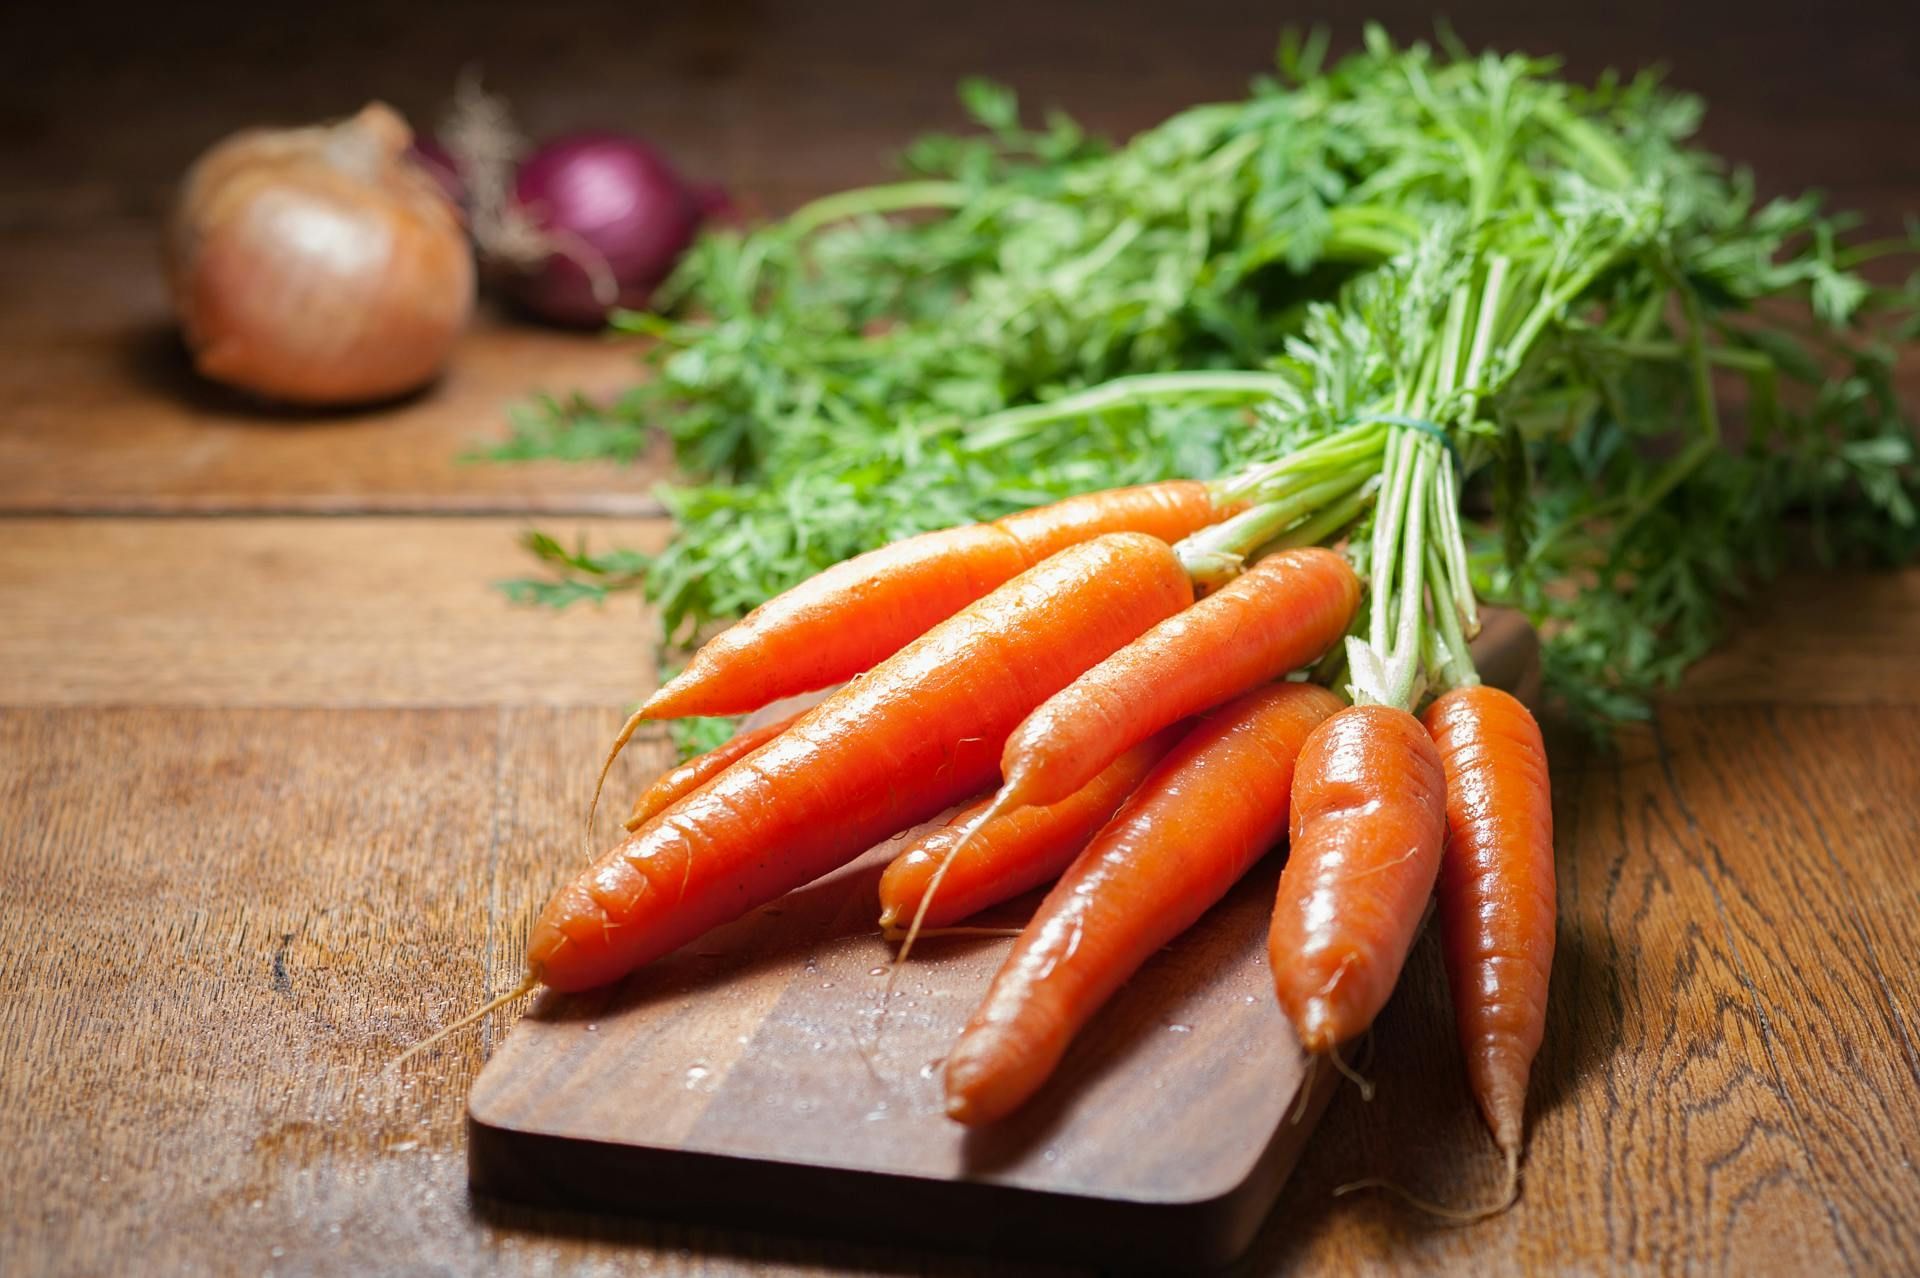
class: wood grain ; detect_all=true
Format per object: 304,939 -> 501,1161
1673,568 -> 1920,706
0,517 -> 668,708
0,226 -> 666,516
0,704 -> 1050,1278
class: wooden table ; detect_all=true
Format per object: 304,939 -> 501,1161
4,4 -> 1917,1274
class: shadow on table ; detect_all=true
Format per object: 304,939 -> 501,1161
119,319 -> 439,422
469,1190 -> 1087,1278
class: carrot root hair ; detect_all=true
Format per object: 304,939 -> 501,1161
1327,1041 -> 1376,1101
893,794 -> 1013,967
1336,1136 -> 1521,1223
878,924 -> 1024,942
874,795 -> 1012,1050
585,707 -> 650,857
389,971 -> 540,1068
1334,1141 -> 1520,1223
1290,1053 -> 1321,1125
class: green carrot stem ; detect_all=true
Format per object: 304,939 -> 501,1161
1433,453 -> 1479,636
957,371 -> 1298,450
1425,539 -> 1478,691
1381,440 -> 1436,709
1220,420 -> 1389,503
1265,478 -> 1379,552
1368,429 -> 1417,655
781,181 -> 970,240
1177,471 -> 1372,570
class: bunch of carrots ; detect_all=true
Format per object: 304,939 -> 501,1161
423,30 -> 1918,1222
432,448 -> 1554,1210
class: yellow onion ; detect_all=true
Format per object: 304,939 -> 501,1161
165,103 -> 475,406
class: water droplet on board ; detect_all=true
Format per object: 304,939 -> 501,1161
868,966 -> 887,977
584,1023 -> 599,1033
1167,1023 -> 1192,1033
684,1062 -> 713,1090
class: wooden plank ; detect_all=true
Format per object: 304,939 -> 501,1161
0,226 -> 666,516
0,516 -> 669,709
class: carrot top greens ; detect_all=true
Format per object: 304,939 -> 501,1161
494,27 -> 1917,734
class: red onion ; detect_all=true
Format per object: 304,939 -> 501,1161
506,133 -> 702,327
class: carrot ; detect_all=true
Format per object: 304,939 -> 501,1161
624,709 -> 803,833
1268,703 -> 1447,1053
640,480 -> 1233,721
1421,685 -> 1555,1173
945,682 -> 1342,1125
991,479 -> 1236,561
993,547 -> 1358,813
876,726 -> 1183,934
529,533 -> 1194,993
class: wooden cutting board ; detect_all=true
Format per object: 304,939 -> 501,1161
468,612 -> 1542,1271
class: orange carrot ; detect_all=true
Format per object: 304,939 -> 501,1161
991,480 -> 1234,561
639,480 -> 1233,720
876,726 -> 1183,933
529,533 -> 1194,993
624,710 -> 803,832
945,682 -> 1342,1125
1269,704 -> 1447,1053
1421,685 -> 1555,1166
994,547 -> 1358,813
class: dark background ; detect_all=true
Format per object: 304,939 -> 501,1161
5,0 -> 1916,231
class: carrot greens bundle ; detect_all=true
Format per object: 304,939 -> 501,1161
495,29 -> 1915,741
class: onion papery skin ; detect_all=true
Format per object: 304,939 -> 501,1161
167,103 -> 475,406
